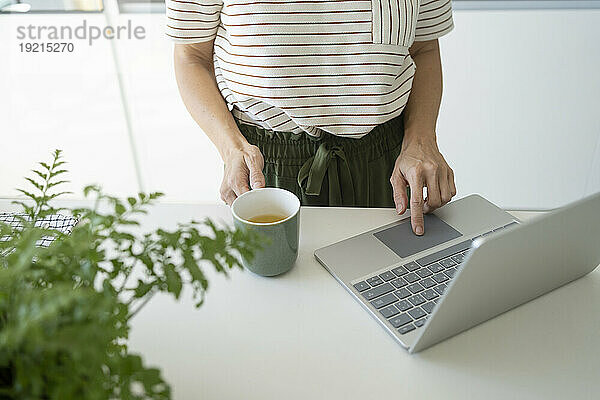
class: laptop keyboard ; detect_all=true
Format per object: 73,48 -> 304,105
352,221 -> 518,335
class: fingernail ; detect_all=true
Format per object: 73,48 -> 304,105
396,202 -> 403,213
416,226 -> 424,235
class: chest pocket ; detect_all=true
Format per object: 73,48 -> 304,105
371,0 -> 419,47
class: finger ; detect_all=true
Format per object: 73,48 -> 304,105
448,168 -> 457,197
231,176 -> 251,197
220,188 -> 237,206
407,171 -> 425,235
390,171 -> 409,215
244,151 -> 266,190
438,169 -> 452,207
423,168 -> 442,214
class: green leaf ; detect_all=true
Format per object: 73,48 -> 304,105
134,280 -> 153,298
149,192 -> 164,200
32,169 -> 47,180
47,191 -> 72,200
24,177 -> 44,191
164,265 -> 182,298
114,202 -> 126,215
49,169 -> 68,178
83,184 -> 100,197
16,188 -> 39,201
47,180 -> 69,189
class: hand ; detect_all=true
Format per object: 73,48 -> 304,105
390,135 -> 456,235
220,143 -> 266,205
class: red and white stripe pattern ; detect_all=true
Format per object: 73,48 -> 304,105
166,0 -> 453,138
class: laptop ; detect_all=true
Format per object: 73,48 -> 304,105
314,192 -> 600,353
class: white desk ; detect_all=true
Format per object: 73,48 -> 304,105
1,200 -> 598,399
124,205 -> 599,400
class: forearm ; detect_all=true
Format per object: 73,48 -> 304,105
174,43 -> 248,160
403,39 -> 443,143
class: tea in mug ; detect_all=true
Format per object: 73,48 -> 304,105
246,213 -> 287,223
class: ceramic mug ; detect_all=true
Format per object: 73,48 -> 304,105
231,188 -> 300,276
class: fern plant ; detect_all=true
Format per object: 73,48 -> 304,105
0,150 -> 261,399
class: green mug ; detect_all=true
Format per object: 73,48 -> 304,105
231,188 -> 300,277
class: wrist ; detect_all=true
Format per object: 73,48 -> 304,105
216,130 -> 250,162
402,127 -> 437,147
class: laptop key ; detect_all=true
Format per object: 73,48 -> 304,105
408,294 -> 425,306
371,293 -> 398,309
361,283 -> 394,300
379,271 -> 396,281
398,323 -> 416,334
394,288 -> 411,299
416,268 -> 432,278
404,272 -> 420,283
428,262 -> 444,273
407,282 -> 424,293
422,289 -> 438,301
439,258 -> 456,268
422,302 -> 436,314
416,239 -> 472,266
391,277 -> 408,288
434,283 -> 447,295
389,313 -> 412,328
367,276 -> 384,286
451,253 -> 465,264
353,281 -> 370,292
379,304 -> 399,318
421,277 -> 436,288
414,319 -> 426,327
391,265 -> 408,276
433,272 -> 449,283
395,300 -> 412,311
408,307 -> 427,320
395,299 -> 412,312
404,261 -> 420,272
444,267 -> 457,278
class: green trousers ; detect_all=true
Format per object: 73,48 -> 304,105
236,115 -> 405,207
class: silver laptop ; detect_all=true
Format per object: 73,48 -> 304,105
314,192 -> 600,353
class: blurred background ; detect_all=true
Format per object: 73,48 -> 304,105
1,0 -> 599,209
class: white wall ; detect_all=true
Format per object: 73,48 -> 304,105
113,12 -> 223,203
1,9 -> 599,209
438,9 -> 600,209
0,14 -> 138,198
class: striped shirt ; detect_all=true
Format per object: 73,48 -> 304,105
166,0 -> 454,138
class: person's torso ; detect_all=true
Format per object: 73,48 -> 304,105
185,0 -> 453,138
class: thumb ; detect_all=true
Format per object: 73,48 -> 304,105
390,172 -> 409,214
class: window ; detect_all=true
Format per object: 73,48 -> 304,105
117,0 -> 164,13
454,0 -> 600,10
0,0 -> 103,12
2,0 -> 598,14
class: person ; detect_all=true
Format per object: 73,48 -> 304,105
167,0 -> 456,235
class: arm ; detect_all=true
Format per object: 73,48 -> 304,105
174,42 -> 265,204
390,39 -> 456,235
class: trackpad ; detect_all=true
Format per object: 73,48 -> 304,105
373,214 -> 462,259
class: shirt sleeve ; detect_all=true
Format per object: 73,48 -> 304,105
165,0 -> 223,43
414,0 -> 454,42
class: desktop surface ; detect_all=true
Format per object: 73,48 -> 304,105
1,200 -> 598,399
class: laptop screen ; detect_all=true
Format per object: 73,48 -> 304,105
373,214 -> 462,259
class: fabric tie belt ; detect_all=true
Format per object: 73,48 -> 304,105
297,142 -> 355,206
